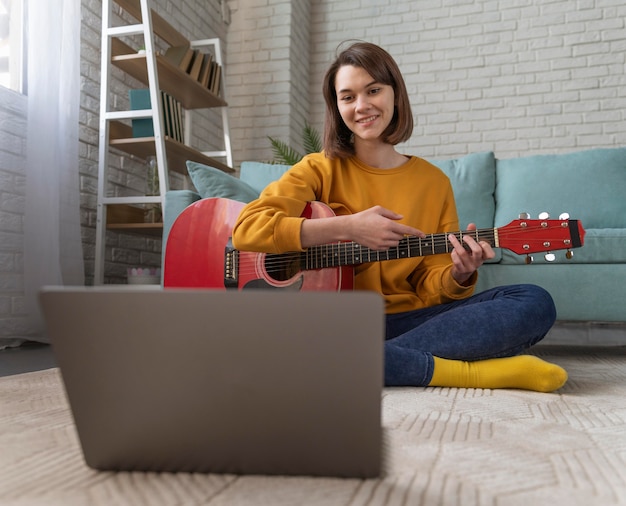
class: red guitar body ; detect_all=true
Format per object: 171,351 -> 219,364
164,198 -> 354,291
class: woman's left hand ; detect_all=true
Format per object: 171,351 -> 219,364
448,223 -> 496,285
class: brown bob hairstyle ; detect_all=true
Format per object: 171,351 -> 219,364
322,41 -> 414,159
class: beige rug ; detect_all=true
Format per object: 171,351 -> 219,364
1,346 -> 626,506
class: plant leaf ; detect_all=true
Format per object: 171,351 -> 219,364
302,122 -> 322,154
268,136 -> 304,165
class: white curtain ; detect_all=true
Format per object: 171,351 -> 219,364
23,0 -> 84,342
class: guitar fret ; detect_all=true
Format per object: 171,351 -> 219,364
298,223 -> 566,272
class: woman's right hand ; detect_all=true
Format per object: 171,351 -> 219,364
300,205 -> 424,251
346,206 -> 425,251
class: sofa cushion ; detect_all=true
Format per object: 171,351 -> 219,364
428,152 -> 496,230
186,161 -> 259,202
240,162 -> 292,194
494,147 -> 626,229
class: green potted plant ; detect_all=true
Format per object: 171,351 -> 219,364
268,123 -> 322,165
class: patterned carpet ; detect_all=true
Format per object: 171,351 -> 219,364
1,346 -> 625,506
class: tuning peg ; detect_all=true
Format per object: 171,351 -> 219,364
519,212 -> 530,219
566,250 -> 574,260
544,252 -> 556,262
538,212 -> 550,220
559,212 -> 570,220
525,255 -> 534,264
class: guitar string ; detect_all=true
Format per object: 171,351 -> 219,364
236,225 -> 568,273
229,224 -> 572,277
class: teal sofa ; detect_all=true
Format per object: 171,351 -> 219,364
163,147 -> 626,331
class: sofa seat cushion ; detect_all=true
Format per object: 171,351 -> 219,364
187,161 -> 259,202
475,263 -> 626,321
494,147 -> 626,230
499,227 -> 626,264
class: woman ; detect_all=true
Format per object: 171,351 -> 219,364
232,41 -> 567,392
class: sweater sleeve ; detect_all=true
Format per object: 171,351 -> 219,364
232,160 -> 322,253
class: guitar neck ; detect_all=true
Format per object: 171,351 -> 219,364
302,229 -> 496,270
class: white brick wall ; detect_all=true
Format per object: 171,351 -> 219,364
227,0 -> 294,161
0,89 -> 30,342
227,0 -> 626,162
1,0 -> 624,339
0,0 -> 230,341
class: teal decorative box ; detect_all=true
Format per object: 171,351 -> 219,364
129,89 -> 154,138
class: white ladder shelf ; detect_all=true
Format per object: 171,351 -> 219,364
94,0 -> 232,284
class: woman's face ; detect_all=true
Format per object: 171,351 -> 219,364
334,64 -> 396,146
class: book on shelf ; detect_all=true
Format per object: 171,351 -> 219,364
164,92 -> 184,142
187,50 -> 204,81
164,45 -> 195,73
214,64 -> 222,95
180,48 -> 195,73
169,94 -> 183,143
199,52 -> 213,88
165,44 -> 222,95
160,92 -> 172,140
162,45 -> 190,69
175,101 -> 184,142
129,89 -> 184,143
209,61 -> 222,95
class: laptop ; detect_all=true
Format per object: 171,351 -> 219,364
39,287 -> 384,478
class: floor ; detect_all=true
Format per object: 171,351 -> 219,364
0,342 -> 57,377
2,322 -> 625,378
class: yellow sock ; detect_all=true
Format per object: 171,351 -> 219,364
429,355 -> 568,392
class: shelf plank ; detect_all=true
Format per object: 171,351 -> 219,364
114,0 -> 189,48
111,46 -> 227,109
107,203 -> 145,224
106,204 -> 163,237
108,222 -> 163,237
109,120 -> 233,173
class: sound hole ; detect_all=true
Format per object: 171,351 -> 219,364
264,253 -> 302,281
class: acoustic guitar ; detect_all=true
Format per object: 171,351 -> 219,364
164,197 -> 585,291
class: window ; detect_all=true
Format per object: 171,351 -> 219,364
0,0 -> 26,93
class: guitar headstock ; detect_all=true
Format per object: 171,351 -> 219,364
498,213 -> 585,261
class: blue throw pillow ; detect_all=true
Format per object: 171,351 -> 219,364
239,161 -> 292,194
427,152 -> 496,229
186,161 -> 259,203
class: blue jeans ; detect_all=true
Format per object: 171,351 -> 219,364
384,284 -> 557,386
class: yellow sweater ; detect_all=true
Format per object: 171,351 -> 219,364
232,153 -> 476,314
